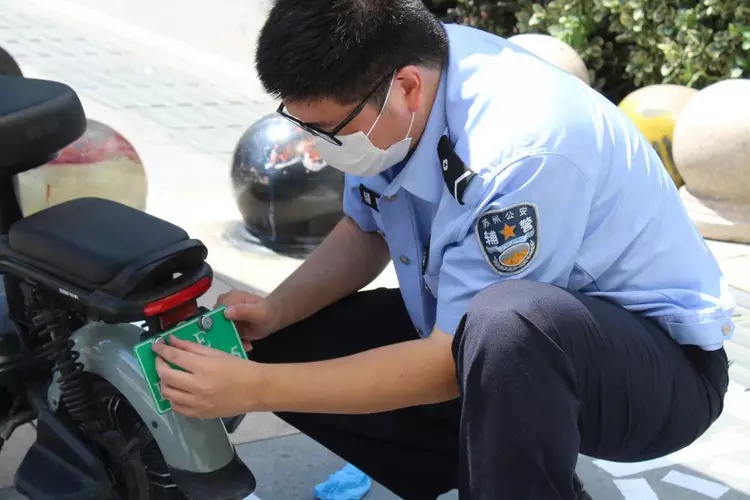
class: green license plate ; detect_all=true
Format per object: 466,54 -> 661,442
133,306 -> 248,414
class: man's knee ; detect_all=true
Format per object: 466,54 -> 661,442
459,280 -> 571,343
453,280 -> 583,388
471,278 -> 564,314
452,279 -> 580,418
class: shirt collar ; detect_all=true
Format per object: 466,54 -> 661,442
381,68 -> 448,204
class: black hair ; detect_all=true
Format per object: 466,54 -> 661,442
255,0 -> 449,106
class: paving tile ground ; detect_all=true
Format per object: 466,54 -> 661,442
0,0 -> 748,498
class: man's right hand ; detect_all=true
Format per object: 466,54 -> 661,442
215,289 -> 282,350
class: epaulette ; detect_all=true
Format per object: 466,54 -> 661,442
437,135 -> 476,205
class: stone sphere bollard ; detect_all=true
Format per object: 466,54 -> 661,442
618,84 -> 698,187
0,46 -> 22,76
15,119 -> 148,216
231,113 -> 345,256
674,79 -> 750,244
508,33 -> 590,85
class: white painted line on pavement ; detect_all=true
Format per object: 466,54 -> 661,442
614,478 -> 659,500
661,470 -> 730,499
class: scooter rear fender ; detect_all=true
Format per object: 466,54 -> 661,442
47,322 -> 256,494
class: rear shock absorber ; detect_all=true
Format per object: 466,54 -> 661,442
34,308 -> 100,432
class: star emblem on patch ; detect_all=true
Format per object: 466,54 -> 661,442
475,203 -> 538,274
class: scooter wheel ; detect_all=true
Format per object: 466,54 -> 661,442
87,376 -> 188,500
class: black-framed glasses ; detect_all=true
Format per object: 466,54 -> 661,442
276,72 -> 394,146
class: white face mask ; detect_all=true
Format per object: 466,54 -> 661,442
314,75 -> 416,177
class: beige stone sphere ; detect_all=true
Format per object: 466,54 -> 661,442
674,79 -> 750,243
509,33 -> 590,85
16,119 -> 148,216
674,79 -> 750,201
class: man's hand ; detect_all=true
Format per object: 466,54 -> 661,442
153,335 -> 264,418
215,289 -> 282,350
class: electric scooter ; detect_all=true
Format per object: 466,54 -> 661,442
0,75 -> 256,499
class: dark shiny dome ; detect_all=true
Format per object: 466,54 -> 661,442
231,113 -> 345,255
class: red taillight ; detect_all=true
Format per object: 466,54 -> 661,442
143,277 -> 212,317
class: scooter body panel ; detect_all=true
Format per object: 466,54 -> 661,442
49,321 -> 236,473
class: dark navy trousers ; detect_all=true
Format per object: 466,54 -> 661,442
249,280 -> 730,499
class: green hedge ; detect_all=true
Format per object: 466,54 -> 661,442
427,0 -> 750,103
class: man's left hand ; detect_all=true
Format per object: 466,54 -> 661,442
152,335 -> 261,419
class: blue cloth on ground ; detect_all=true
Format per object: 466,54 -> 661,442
314,463 -> 371,500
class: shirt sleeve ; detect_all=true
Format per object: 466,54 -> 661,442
342,174 -> 378,233
435,152 -> 596,335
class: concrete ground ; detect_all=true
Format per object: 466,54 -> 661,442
0,0 -> 749,498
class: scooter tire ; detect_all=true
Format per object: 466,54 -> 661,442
88,376 -> 188,500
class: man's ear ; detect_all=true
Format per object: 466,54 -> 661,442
396,66 -> 423,113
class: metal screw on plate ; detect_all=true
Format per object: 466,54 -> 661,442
199,316 -> 213,331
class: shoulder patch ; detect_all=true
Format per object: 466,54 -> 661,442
475,203 -> 539,275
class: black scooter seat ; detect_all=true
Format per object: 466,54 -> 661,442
0,76 -> 86,175
3,197 -> 207,296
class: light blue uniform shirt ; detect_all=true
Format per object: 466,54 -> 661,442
342,24 -> 735,350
